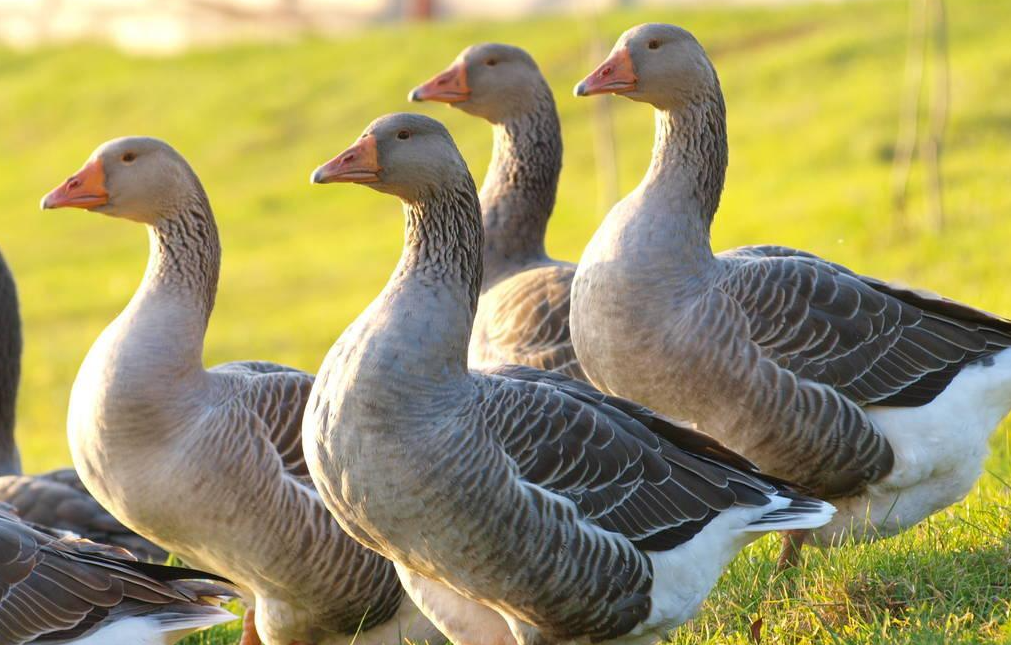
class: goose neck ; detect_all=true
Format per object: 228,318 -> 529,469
480,86 -> 561,285
389,179 -> 484,378
121,194 -> 220,373
142,199 -> 220,321
640,86 -> 728,238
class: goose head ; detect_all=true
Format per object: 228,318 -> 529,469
574,23 -> 718,110
409,43 -> 548,124
311,113 -> 469,201
41,137 -> 201,224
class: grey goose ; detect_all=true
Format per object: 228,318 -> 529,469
0,503 -> 235,644
304,113 -> 833,645
40,137 -> 442,645
409,44 -> 586,381
570,23 -> 1011,556
0,247 -> 165,561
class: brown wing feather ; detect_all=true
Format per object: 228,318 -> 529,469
724,245 -> 1011,406
483,365 -> 786,552
0,507 -> 234,644
210,361 -> 314,482
472,264 -> 588,381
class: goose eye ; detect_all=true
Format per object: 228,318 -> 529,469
648,39 -> 660,50
122,152 -> 137,163
485,59 -> 497,67
397,130 -> 411,140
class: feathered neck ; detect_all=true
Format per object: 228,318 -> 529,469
141,185 -> 221,329
479,83 -> 561,286
385,174 -> 484,377
398,177 -> 485,316
642,82 -> 727,226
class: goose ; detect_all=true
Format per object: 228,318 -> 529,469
40,137 -> 443,645
0,248 -> 166,561
0,248 -> 21,477
409,44 -> 586,380
569,23 -> 1011,560
303,113 -> 834,645
0,502 -> 236,644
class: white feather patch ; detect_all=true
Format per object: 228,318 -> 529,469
816,348 -> 1011,543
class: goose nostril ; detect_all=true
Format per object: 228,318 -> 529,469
67,178 -> 80,189
345,154 -> 356,163
601,66 -> 613,77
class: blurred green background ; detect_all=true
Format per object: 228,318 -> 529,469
1,0 -> 1009,641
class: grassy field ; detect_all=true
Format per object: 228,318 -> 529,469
1,0 -> 1009,642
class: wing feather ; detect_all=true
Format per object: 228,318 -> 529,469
210,361 -> 315,482
480,365 -> 788,552
723,245 -> 1011,407
0,509 -> 234,644
471,264 -> 589,381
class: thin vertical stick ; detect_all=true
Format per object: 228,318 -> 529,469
890,0 -> 928,231
570,0 -> 619,216
589,35 -> 620,215
923,0 -> 949,231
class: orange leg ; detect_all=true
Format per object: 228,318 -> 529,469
776,529 -> 811,572
239,608 -> 262,645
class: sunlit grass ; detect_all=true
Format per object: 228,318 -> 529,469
1,0 -> 1009,643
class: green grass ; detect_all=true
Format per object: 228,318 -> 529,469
1,0 -> 1009,642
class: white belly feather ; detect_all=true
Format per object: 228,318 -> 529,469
816,348 -> 1011,543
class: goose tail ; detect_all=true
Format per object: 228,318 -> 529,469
743,492 -> 836,532
150,603 -> 239,632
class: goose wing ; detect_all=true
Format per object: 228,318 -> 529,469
472,265 -> 587,380
0,506 -> 233,644
721,245 -> 1011,407
480,364 -> 784,551
211,361 -> 314,483
468,365 -> 828,641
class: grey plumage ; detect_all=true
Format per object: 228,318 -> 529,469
0,248 -> 22,476
0,504 -> 235,645
569,23 -> 1011,508
305,114 -> 833,645
0,472 -> 168,562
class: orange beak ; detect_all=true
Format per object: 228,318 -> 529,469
41,158 -> 109,210
408,63 -> 471,103
311,135 -> 382,184
574,47 -> 638,97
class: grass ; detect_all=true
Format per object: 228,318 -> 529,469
0,0 -> 1009,642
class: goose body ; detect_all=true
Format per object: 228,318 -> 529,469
410,44 -> 586,380
43,137 -> 441,645
0,248 -> 22,476
0,504 -> 235,645
569,24 -> 1011,544
0,248 -> 166,561
304,114 -> 834,645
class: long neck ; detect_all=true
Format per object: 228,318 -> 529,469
386,179 -> 484,381
636,84 -> 728,267
122,189 -> 220,374
0,253 -> 21,476
479,84 -> 561,286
